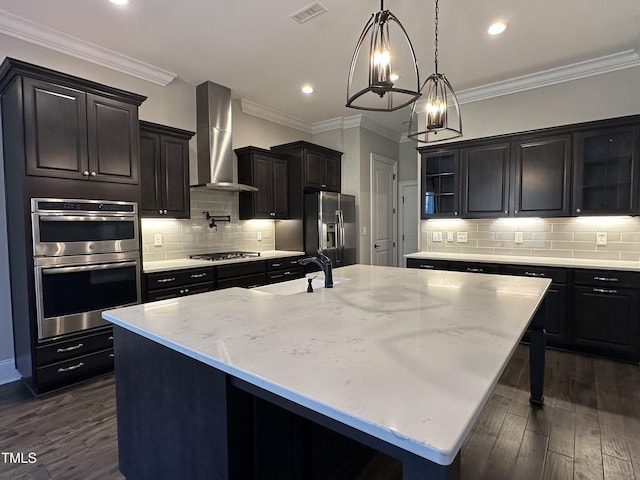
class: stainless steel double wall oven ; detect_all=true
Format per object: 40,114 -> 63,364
31,198 -> 141,342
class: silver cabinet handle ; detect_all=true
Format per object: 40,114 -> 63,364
190,273 -> 208,279
56,343 -> 84,353
525,272 -> 546,277
593,288 -> 618,294
157,277 -> 176,283
58,362 -> 85,373
109,353 -> 114,358
271,263 -> 282,268
593,276 -> 618,282
284,271 -> 292,276
467,268 -> 484,273
108,336 -> 113,341
419,264 -> 435,269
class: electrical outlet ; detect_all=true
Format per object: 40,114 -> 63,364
257,231 -> 262,241
514,232 -> 524,244
457,231 -> 468,243
596,232 -> 608,246
432,231 -> 443,242
447,231 -> 454,242
153,233 -> 163,246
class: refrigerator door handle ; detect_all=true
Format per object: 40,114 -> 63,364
337,209 -> 345,265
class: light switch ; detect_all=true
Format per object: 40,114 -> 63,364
514,232 -> 524,244
257,231 -> 262,241
447,232 -> 454,242
153,233 -> 163,246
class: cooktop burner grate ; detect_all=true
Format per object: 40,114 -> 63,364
189,251 -> 261,261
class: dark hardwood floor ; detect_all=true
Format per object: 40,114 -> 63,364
0,345 -> 638,479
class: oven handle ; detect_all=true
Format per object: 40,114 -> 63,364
36,215 -> 136,222
41,260 -> 139,275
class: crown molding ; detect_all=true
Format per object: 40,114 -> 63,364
456,49 -> 640,105
0,10 -> 177,86
239,98 -> 313,134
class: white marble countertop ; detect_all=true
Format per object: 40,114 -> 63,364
103,264 -> 550,465
404,251 -> 640,272
143,250 -> 305,273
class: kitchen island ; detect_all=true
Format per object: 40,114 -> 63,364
103,264 -> 550,480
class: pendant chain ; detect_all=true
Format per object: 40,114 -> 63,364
434,0 -> 439,74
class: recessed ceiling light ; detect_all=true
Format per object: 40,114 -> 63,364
109,0 -> 130,6
488,22 -> 507,35
301,85 -> 314,94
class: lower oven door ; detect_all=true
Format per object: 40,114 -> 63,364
34,254 -> 141,341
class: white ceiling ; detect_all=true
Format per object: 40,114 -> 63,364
1,0 -> 639,138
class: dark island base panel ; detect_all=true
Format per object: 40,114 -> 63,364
113,326 -> 463,480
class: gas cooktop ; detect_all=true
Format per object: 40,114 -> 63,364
189,251 -> 261,262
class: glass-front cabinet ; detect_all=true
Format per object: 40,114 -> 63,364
420,148 -> 459,218
572,125 -> 640,215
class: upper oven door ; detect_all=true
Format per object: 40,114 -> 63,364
32,214 -> 139,256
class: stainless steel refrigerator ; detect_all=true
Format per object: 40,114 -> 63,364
304,192 -> 356,267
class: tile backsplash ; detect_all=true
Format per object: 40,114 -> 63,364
421,217 -> 640,262
141,189 -> 275,262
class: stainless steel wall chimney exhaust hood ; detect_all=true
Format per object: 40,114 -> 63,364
192,81 -> 258,192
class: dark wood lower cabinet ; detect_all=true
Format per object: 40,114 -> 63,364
407,259 -> 639,361
571,286 -> 639,357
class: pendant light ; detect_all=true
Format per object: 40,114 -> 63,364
407,0 -> 462,143
346,0 -> 421,112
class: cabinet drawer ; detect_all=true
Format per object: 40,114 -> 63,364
146,267 -> 215,290
573,269 -> 640,289
267,267 -> 305,284
146,282 -> 215,302
267,257 -> 304,271
217,273 -> 266,290
406,259 -> 449,270
217,261 -> 265,280
36,328 -> 113,366
449,262 -> 500,274
501,265 -> 568,284
37,348 -> 114,388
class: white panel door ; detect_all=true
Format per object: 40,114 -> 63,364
370,154 -> 397,266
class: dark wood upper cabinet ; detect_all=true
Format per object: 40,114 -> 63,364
271,141 -> 342,193
419,148 -> 459,219
461,142 -> 511,218
236,147 -> 288,219
512,134 -> 571,217
572,124 -> 640,215
139,121 -> 194,218
23,78 -> 141,184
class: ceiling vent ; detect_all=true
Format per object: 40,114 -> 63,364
290,2 -> 328,24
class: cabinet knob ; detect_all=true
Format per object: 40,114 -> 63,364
515,210 -> 519,214
322,184 -> 327,188
158,209 -> 163,214
270,212 -> 276,216
504,210 -> 508,214
90,171 -> 97,177
82,170 -> 90,176
454,211 -> 458,216
164,210 -> 168,214
576,208 -> 582,213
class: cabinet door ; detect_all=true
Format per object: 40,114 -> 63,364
571,286 -> 639,355
252,155 -> 275,218
86,93 -> 139,184
323,153 -> 341,192
139,131 -> 162,215
304,151 -> 326,189
543,285 -> 568,345
461,143 -> 511,218
512,135 -> 571,217
23,78 -> 88,180
271,157 -> 289,218
421,149 -> 459,218
161,135 -> 190,218
572,125 -> 640,215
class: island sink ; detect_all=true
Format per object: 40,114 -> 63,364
253,275 -> 349,295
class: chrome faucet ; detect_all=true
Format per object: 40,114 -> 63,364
300,252 -> 333,288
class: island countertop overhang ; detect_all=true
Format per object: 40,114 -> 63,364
103,264 -> 550,465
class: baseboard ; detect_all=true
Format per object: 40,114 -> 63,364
0,357 -> 21,385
